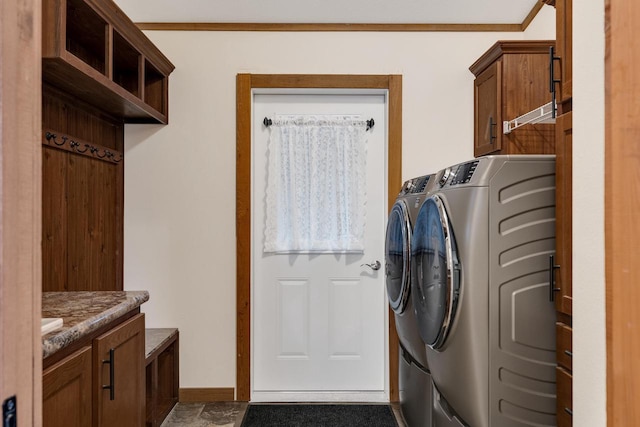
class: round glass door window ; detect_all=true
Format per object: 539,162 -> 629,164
411,195 -> 460,349
385,201 -> 411,313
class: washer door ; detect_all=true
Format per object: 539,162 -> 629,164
411,195 -> 460,349
385,200 -> 412,313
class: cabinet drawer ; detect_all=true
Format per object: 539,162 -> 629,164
557,367 -> 573,427
556,323 -> 572,371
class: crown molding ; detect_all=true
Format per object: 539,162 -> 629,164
136,2 -> 544,32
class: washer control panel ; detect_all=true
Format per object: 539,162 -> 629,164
448,160 -> 479,186
399,174 -> 431,195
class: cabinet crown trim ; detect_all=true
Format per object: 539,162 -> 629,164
469,40 -> 556,76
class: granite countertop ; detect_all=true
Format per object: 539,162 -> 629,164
42,291 -> 149,359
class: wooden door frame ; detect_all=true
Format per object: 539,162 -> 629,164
605,0 -> 640,424
236,74 -> 402,401
0,0 -> 42,424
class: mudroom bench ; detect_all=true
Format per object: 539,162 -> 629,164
145,328 -> 179,427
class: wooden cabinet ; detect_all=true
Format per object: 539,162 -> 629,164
94,314 -> 146,427
550,0 -> 573,425
556,366 -> 573,427
470,40 -> 556,157
42,0 -> 174,123
555,321 -> 573,427
43,313 -> 145,426
555,111 -> 573,317
43,346 -> 93,427
42,0 -> 173,292
555,0 -> 573,109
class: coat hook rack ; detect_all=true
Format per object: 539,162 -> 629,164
44,130 -> 123,164
262,117 -> 375,131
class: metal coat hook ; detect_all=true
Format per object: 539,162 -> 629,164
366,118 -> 375,131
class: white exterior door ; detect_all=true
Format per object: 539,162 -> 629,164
251,91 -> 388,402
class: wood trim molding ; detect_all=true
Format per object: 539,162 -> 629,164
236,74 -> 402,402
521,2 -> 546,31
179,388 -> 235,402
235,73 -> 252,402
387,75 -> 402,402
137,4 -> 543,33
137,22 -> 523,32
0,0 -> 42,424
469,39 -> 556,76
605,0 -> 640,425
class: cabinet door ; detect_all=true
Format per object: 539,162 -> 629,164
474,61 -> 502,156
43,346 -> 93,427
555,112 -> 572,316
94,313 -> 145,427
556,367 -> 573,427
556,0 -> 572,103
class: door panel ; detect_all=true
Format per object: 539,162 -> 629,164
43,347 -> 92,427
94,313 -> 145,427
555,112 -> 572,316
252,93 -> 387,400
474,62 -> 501,156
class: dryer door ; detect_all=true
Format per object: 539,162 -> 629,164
385,200 -> 412,313
411,195 -> 460,349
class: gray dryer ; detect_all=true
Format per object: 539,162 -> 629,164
411,155 -> 557,427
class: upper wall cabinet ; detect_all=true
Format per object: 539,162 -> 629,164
470,40 -> 555,157
555,0 -> 572,110
42,0 -> 175,124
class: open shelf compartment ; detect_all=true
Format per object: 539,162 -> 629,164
113,30 -> 141,97
65,0 -> 107,74
144,59 -> 167,115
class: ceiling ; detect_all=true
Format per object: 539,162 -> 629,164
113,0 -> 541,25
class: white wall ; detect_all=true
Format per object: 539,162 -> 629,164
573,0 -> 606,425
124,10 -> 555,389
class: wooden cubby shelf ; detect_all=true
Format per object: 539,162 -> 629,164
145,328 -> 179,427
43,0 -> 175,124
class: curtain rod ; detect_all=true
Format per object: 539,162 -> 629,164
263,117 -> 375,131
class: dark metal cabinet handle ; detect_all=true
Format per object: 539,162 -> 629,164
549,255 -> 561,301
489,116 -> 497,144
564,350 -> 573,358
564,407 -> 573,416
102,348 -> 115,400
549,46 -> 561,118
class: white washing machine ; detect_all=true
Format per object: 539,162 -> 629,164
411,155 -> 557,427
385,174 -> 435,427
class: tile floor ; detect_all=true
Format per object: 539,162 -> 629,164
160,402 -> 407,427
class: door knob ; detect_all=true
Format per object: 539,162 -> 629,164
361,260 -> 381,271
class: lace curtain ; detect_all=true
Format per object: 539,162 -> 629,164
264,115 -> 368,253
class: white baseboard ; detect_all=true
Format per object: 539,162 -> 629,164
250,391 -> 388,403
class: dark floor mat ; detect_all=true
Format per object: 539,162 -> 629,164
240,404 -> 399,427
